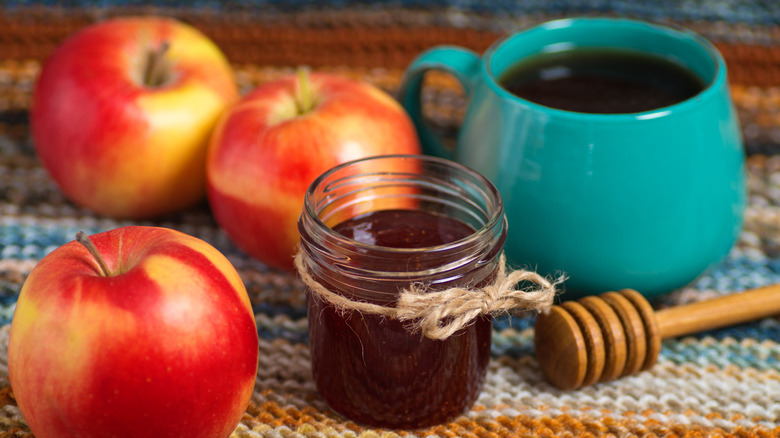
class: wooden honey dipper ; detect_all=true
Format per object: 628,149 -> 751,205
533,285 -> 780,390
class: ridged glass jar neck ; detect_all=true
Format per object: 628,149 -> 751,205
298,154 -> 507,306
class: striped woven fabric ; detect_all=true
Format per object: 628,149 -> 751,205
0,1 -> 779,437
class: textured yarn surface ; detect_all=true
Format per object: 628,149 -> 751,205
0,2 -> 779,437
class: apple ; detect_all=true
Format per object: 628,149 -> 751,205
31,17 -> 239,219
8,226 -> 258,438
206,70 -> 422,271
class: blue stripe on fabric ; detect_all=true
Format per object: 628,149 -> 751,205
1,0 -> 780,26
258,324 -> 308,344
0,222 -> 104,260
2,221 -> 778,357
0,222 -> 248,262
686,256 -> 780,295
252,302 -> 307,321
662,323 -> 780,370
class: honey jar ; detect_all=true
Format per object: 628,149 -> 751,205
297,155 -> 507,429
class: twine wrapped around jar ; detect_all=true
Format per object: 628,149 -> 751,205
294,251 -> 561,340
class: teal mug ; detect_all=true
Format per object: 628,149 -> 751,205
399,18 -> 746,299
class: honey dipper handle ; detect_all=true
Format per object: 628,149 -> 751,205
655,284 -> 780,339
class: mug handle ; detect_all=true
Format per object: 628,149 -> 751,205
398,46 -> 482,160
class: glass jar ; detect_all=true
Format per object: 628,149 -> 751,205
297,155 -> 507,429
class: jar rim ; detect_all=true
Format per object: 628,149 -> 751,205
302,154 -> 505,254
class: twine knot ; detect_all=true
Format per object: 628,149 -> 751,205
294,251 -> 562,340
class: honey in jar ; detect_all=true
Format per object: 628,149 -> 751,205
298,155 -> 506,429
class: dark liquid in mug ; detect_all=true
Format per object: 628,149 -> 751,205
498,48 -> 707,114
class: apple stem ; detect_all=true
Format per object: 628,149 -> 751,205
295,66 -> 317,115
144,41 -> 171,88
76,231 -> 113,277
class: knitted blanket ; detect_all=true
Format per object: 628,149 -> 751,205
0,2 -> 778,436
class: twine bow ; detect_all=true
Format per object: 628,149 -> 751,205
294,251 -> 561,340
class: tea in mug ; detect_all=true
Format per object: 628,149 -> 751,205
498,48 -> 706,114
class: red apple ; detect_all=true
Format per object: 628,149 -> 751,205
206,70 -> 422,271
31,17 -> 239,219
8,226 -> 258,438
